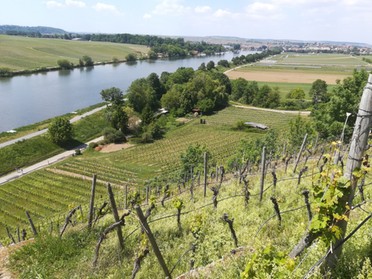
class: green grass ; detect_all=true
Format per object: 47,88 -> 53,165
55,106 -> 299,183
0,35 -> 149,71
0,109 -> 108,176
0,103 -> 106,144
0,106 -> 299,240
0,170 -> 109,238
7,151 -> 372,279
255,81 -> 337,99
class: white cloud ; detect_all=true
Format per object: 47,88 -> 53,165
65,0 -> 86,8
151,0 -> 190,16
93,2 -> 120,14
143,13 -> 152,19
46,0 -> 86,8
213,9 -> 234,18
46,1 -> 64,8
195,6 -> 211,14
245,2 -> 282,19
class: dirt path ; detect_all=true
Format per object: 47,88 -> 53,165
232,104 -> 311,115
0,240 -> 33,279
226,69 -> 346,84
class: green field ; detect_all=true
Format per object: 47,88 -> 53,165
0,35 -> 149,71
268,53 -> 369,67
0,106 -> 299,239
256,81 -> 337,99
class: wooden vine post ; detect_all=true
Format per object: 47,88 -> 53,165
293,133 -> 308,173
289,75 -> 372,270
259,146 -> 266,202
203,152 -> 208,198
25,211 -> 37,236
135,205 -> 172,279
107,183 -> 124,251
88,174 -> 97,229
325,74 -> 372,268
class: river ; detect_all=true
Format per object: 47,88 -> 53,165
0,51 -> 254,132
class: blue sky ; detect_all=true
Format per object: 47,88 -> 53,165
1,0 -> 371,44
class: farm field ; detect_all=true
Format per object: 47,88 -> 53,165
0,106 -> 299,240
255,81 -> 336,99
226,52 -> 371,90
0,35 -> 149,71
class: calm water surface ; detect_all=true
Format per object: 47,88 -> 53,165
0,51 -> 254,132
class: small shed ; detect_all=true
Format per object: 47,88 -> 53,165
244,122 -> 268,130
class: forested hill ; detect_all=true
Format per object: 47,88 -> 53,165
0,25 -> 66,35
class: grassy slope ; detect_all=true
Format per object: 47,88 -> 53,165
0,106 -> 299,239
0,35 -> 149,71
7,146 -> 372,279
0,109 -> 108,176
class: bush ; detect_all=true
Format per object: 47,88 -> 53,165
126,53 -> 137,62
102,127 -> 126,144
57,59 -> 73,70
0,67 -> 13,77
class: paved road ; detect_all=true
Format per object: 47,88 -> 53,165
0,136 -> 104,185
0,105 -> 106,149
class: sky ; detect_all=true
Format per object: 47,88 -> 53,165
1,0 -> 372,44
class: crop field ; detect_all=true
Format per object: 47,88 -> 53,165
226,52 -> 371,90
0,106 -> 299,239
0,170 -> 109,238
0,35 -> 149,71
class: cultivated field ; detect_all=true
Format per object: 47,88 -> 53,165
0,35 -> 149,71
227,69 -> 345,84
0,106 -> 299,239
226,52 -> 371,88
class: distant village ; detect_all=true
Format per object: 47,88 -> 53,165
239,40 -> 372,55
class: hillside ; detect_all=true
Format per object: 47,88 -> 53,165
2,141 -> 371,278
0,25 -> 66,35
0,35 -> 149,71
0,102 -> 371,278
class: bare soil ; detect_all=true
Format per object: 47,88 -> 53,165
99,142 -> 134,153
226,70 -> 348,84
0,240 -> 33,279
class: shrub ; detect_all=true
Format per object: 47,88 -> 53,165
126,53 -> 137,62
57,59 -> 73,70
102,127 -> 126,144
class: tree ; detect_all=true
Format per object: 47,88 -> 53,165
206,60 -> 215,71
57,59 -> 73,70
180,144 -> 211,174
198,62 -> 206,71
102,127 -> 126,143
312,70 -> 369,139
100,87 -> 124,106
147,73 -> 165,100
127,78 -> 159,113
106,107 -> 128,132
287,88 -> 305,99
48,117 -> 73,145
126,53 -> 137,62
82,55 -> 94,67
309,79 -> 328,105
217,59 -> 230,68
100,87 -> 128,132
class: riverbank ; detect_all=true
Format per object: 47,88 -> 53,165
0,106 -> 108,176
0,102 -> 106,144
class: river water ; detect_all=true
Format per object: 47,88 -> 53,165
0,51 -> 254,132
